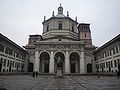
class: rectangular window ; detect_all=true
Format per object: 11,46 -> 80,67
4,59 -> 6,67
119,45 -> 120,52
7,60 -> 9,67
105,52 -> 107,57
107,50 -> 110,56
111,61 -> 113,68
118,59 -> 120,63
116,46 -> 119,53
106,62 -> 108,68
13,51 -> 16,57
46,25 -> 49,31
102,53 -> 104,58
114,60 -> 117,67
72,25 -> 74,32
0,58 -> 3,64
16,52 -> 19,58
58,23 -> 62,30
104,63 -> 105,68
5,47 -> 8,54
15,62 -> 17,68
9,48 -> 13,56
13,61 -> 14,67
110,49 -> 112,56
0,43 -> 5,52
113,48 -> 115,55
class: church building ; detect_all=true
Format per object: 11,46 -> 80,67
24,5 -> 96,74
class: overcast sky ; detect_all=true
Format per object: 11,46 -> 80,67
0,0 -> 120,47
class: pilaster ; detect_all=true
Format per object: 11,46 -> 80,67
49,51 -> 54,73
80,49 -> 85,74
65,51 -> 70,73
34,51 -> 39,72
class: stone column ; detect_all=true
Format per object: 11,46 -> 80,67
34,51 -> 39,72
80,49 -> 85,74
24,56 -> 29,72
65,51 -> 70,73
49,51 -> 54,73
112,60 -> 115,73
92,55 -> 96,73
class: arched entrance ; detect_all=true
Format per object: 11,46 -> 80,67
54,52 -> 65,73
40,52 -> 50,73
87,63 -> 92,73
70,52 -> 80,73
28,62 -> 33,72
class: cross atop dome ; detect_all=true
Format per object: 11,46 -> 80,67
60,3 -> 61,7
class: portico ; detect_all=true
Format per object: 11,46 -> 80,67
34,41 -> 86,74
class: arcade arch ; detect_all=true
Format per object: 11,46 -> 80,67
39,52 -> 50,73
54,52 -> 65,73
70,52 -> 80,73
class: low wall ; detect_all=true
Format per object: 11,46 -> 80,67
0,72 -> 117,76
0,72 -> 32,76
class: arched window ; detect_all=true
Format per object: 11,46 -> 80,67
58,23 -> 62,30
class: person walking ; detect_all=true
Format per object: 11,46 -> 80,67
97,71 -> 100,78
32,71 -> 35,78
36,71 -> 38,78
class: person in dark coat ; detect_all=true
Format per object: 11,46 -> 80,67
97,71 -> 100,78
117,70 -> 120,79
36,71 -> 38,78
32,71 -> 35,78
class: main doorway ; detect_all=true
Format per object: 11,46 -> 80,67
28,62 -> 33,72
87,63 -> 92,73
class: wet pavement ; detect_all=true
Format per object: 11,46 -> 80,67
0,75 -> 120,90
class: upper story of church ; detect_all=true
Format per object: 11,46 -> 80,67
42,4 -> 78,41
41,5 -> 92,44
24,5 -> 93,51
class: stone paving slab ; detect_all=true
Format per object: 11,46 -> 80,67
0,75 -> 120,90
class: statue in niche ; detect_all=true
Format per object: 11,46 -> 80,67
55,56 -> 62,68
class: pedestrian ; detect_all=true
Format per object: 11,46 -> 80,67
36,71 -> 38,78
97,71 -> 100,78
32,71 -> 35,78
117,70 -> 120,79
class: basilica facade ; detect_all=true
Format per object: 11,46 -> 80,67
24,5 -> 96,74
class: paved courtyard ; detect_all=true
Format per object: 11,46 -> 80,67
0,75 -> 120,90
